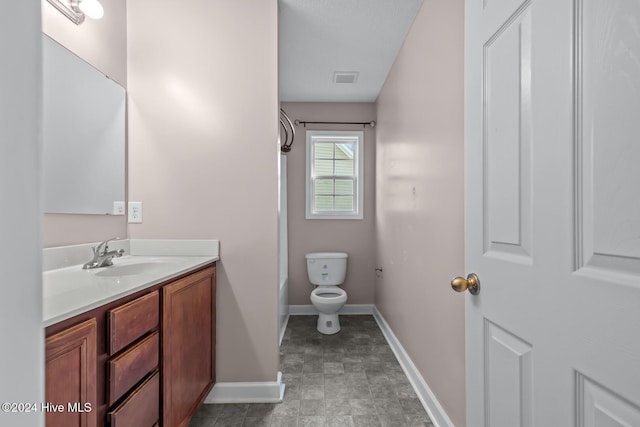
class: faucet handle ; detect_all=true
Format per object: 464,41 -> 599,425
95,237 -> 120,255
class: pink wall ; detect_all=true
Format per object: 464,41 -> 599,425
127,0 -> 280,382
375,0 -> 466,425
281,102 -> 377,305
41,0 -> 128,247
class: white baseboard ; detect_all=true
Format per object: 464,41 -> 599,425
373,307 -> 454,427
205,371 -> 285,404
289,304 -> 375,315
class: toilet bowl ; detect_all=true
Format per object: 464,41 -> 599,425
306,252 -> 348,334
311,286 -> 347,334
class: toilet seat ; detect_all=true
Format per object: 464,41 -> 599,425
311,287 -> 347,301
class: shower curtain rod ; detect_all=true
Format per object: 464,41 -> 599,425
294,119 -> 376,128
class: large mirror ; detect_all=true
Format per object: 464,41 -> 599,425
42,34 -> 125,215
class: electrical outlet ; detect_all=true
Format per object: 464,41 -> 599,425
112,201 -> 125,216
128,201 -> 143,223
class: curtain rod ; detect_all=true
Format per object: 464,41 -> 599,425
294,120 -> 376,128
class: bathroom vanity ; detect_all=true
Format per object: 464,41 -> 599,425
43,240 -> 218,427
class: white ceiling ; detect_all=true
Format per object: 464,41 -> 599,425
279,0 -> 423,103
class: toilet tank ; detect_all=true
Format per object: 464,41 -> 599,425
306,252 -> 348,286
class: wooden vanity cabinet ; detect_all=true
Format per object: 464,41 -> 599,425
163,267 -> 216,427
45,318 -> 98,427
44,263 -> 216,427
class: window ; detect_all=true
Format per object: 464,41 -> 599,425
306,130 -> 364,219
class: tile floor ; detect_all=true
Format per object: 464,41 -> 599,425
190,315 -> 434,427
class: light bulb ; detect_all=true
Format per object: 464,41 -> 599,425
79,0 -> 104,20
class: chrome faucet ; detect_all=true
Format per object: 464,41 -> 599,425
82,237 -> 125,269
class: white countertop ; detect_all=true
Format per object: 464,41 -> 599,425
43,239 -> 219,327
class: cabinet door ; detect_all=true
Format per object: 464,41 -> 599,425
162,267 -> 215,427
46,318 -> 97,427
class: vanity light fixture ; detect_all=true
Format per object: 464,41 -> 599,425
78,0 -> 104,20
46,0 -> 104,25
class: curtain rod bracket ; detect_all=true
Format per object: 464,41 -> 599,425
280,109 -> 295,153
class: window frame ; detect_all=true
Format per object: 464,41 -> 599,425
305,130 -> 364,220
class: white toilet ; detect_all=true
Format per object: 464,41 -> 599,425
306,252 -> 348,334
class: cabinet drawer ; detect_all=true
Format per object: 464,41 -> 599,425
108,371 -> 159,427
108,291 -> 159,355
108,332 -> 159,405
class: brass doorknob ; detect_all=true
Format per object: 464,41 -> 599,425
451,273 -> 480,295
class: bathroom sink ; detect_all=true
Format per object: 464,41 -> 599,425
94,261 -> 173,277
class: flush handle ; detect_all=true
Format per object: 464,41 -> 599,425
451,273 -> 480,295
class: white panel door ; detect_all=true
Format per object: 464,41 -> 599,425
464,0 -> 640,425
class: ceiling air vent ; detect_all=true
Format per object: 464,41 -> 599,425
333,71 -> 359,84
